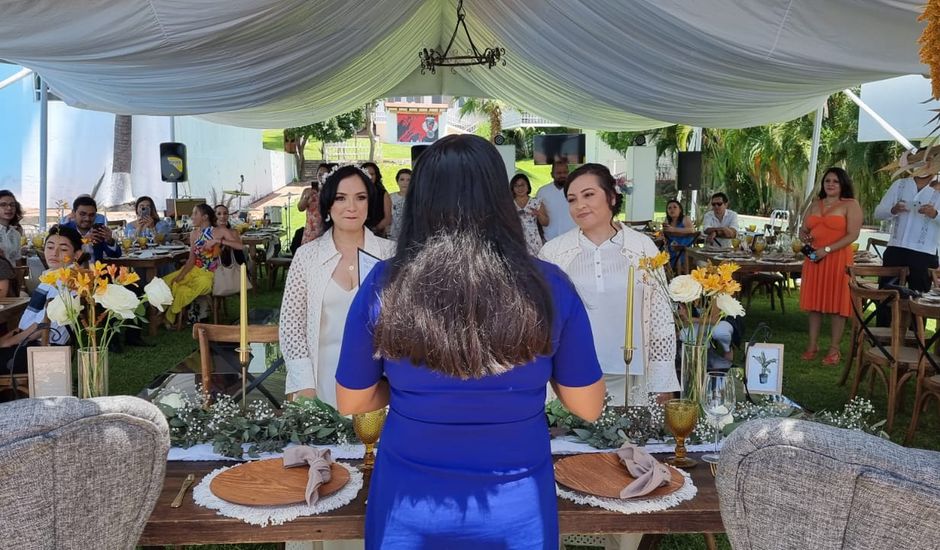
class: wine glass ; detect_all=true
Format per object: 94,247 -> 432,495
730,237 -> 741,250
353,407 -> 387,470
753,236 -> 766,257
664,399 -> 699,469
700,371 -> 736,464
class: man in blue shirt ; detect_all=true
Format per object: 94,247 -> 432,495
63,196 -> 121,263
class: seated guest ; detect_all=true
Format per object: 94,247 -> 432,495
162,204 -> 221,326
662,199 -> 697,270
213,203 -> 247,265
126,196 -> 172,239
64,196 -> 120,263
0,191 -> 24,297
702,192 -> 738,248
0,225 -> 81,377
60,194 -> 107,226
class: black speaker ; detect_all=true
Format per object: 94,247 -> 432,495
493,134 -> 506,145
411,144 -> 430,166
677,151 -> 702,191
160,142 -> 187,182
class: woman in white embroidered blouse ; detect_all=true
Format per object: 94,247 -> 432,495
0,190 -> 23,297
279,165 -> 396,407
540,164 -> 678,404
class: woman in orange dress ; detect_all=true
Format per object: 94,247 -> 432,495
798,167 -> 863,365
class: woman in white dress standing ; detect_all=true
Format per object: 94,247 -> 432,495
511,173 -> 549,255
280,165 -> 396,407
540,163 -> 677,404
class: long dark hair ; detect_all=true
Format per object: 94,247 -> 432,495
361,162 -> 387,230
665,199 -> 685,226
817,167 -> 855,199
194,203 -> 217,227
0,190 -> 23,228
319,165 -> 376,232
374,134 -> 554,379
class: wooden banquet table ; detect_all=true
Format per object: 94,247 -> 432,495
0,296 -> 30,327
139,454 -> 723,545
687,246 -> 881,275
106,249 -> 189,335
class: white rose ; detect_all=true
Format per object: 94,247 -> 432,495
47,293 -> 82,324
95,284 -> 140,319
159,392 -> 184,410
668,275 -> 703,303
716,293 -> 746,317
144,277 -> 173,312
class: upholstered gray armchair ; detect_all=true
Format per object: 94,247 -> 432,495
717,417 -> 940,550
0,396 -> 169,549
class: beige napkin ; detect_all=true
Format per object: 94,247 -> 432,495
283,446 -> 333,506
615,443 -> 671,499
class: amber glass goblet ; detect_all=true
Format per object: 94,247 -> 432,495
353,408 -> 387,470
664,398 -> 699,469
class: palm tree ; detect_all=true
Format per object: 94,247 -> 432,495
458,98 -> 504,142
102,114 -> 133,207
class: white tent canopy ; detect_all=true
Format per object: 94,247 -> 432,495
0,0 -> 928,129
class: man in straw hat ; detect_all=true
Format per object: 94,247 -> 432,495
874,147 -> 940,318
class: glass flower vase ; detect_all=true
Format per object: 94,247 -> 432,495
77,347 -> 109,398
680,342 -> 707,408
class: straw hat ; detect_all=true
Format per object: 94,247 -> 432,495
880,145 -> 940,179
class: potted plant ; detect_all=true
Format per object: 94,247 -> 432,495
756,351 -> 777,384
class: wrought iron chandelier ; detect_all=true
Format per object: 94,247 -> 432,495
419,0 -> 506,74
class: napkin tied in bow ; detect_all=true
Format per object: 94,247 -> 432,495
283,446 -> 333,506
614,444 -> 670,499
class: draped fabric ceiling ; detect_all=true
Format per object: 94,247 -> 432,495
0,0 -> 928,130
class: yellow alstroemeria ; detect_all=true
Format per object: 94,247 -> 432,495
94,276 -> 109,295
93,261 -> 108,276
117,270 -> 140,286
717,262 -> 739,280
39,269 -> 60,286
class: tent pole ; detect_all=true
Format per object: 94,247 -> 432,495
843,89 -> 917,153
39,79 -> 48,231
170,116 -> 179,200
0,68 -> 32,91
804,104 -> 825,200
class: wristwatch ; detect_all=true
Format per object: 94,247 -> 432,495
824,246 -> 832,253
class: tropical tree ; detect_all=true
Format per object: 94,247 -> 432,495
99,114 -> 133,207
284,109 -> 365,173
459,98 -> 504,142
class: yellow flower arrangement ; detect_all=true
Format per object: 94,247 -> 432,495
40,261 -> 174,396
639,255 -> 745,403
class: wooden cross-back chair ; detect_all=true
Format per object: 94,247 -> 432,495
866,237 -> 889,260
841,266 -> 912,386
192,323 -> 281,407
847,281 -> 918,431
904,299 -> 940,444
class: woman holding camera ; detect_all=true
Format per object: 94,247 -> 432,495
798,167 -> 862,365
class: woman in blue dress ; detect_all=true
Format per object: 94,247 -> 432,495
335,134 -> 605,549
663,199 -> 697,272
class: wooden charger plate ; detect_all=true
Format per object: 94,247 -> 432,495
554,453 -> 684,499
210,458 -> 350,506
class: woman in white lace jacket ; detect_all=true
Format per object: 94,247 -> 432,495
540,164 -> 678,405
279,165 -> 396,407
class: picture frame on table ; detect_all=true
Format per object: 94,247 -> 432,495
745,343 -> 784,395
27,346 -> 72,397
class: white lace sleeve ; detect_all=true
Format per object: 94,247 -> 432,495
279,247 -> 315,394
648,270 -> 679,392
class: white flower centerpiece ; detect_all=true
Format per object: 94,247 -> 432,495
42,262 -> 173,397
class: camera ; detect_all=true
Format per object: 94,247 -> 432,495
141,205 -> 151,217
